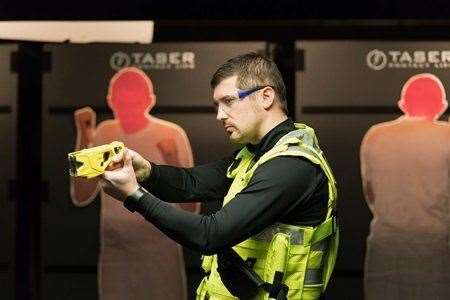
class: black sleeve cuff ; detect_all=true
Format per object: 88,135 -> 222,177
123,186 -> 148,212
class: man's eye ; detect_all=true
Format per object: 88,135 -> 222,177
224,98 -> 235,105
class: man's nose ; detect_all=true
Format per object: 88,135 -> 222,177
216,105 -> 227,121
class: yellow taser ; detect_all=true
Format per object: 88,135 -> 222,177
68,141 -> 124,179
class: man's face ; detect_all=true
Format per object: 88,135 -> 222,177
213,75 -> 265,145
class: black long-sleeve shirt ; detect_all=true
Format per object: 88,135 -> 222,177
127,118 -> 328,255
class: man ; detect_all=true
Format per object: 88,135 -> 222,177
101,53 -> 338,299
361,73 -> 450,299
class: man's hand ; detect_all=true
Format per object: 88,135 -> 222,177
129,149 -> 152,182
108,148 -> 152,182
101,148 -> 140,201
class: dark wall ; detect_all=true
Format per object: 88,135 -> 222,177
0,44 -> 17,300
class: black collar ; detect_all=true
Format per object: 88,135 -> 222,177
247,118 -> 295,158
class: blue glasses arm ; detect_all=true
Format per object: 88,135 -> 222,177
237,86 -> 264,100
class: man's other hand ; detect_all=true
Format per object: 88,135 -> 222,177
128,149 -> 152,182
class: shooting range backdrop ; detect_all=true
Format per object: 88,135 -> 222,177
3,40 -> 450,299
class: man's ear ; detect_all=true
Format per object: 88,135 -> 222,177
261,87 -> 276,109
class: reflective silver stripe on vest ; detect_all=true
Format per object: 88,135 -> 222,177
304,269 -> 322,285
275,128 -> 319,151
311,238 -> 328,251
252,224 -> 304,245
252,225 -> 330,250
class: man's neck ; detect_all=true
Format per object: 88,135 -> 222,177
250,114 -> 288,145
246,117 -> 294,157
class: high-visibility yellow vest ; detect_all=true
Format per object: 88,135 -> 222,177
196,123 -> 338,300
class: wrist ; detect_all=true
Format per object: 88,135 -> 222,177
125,184 -> 140,198
123,185 -> 148,212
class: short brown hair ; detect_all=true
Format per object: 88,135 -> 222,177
211,52 -> 288,114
